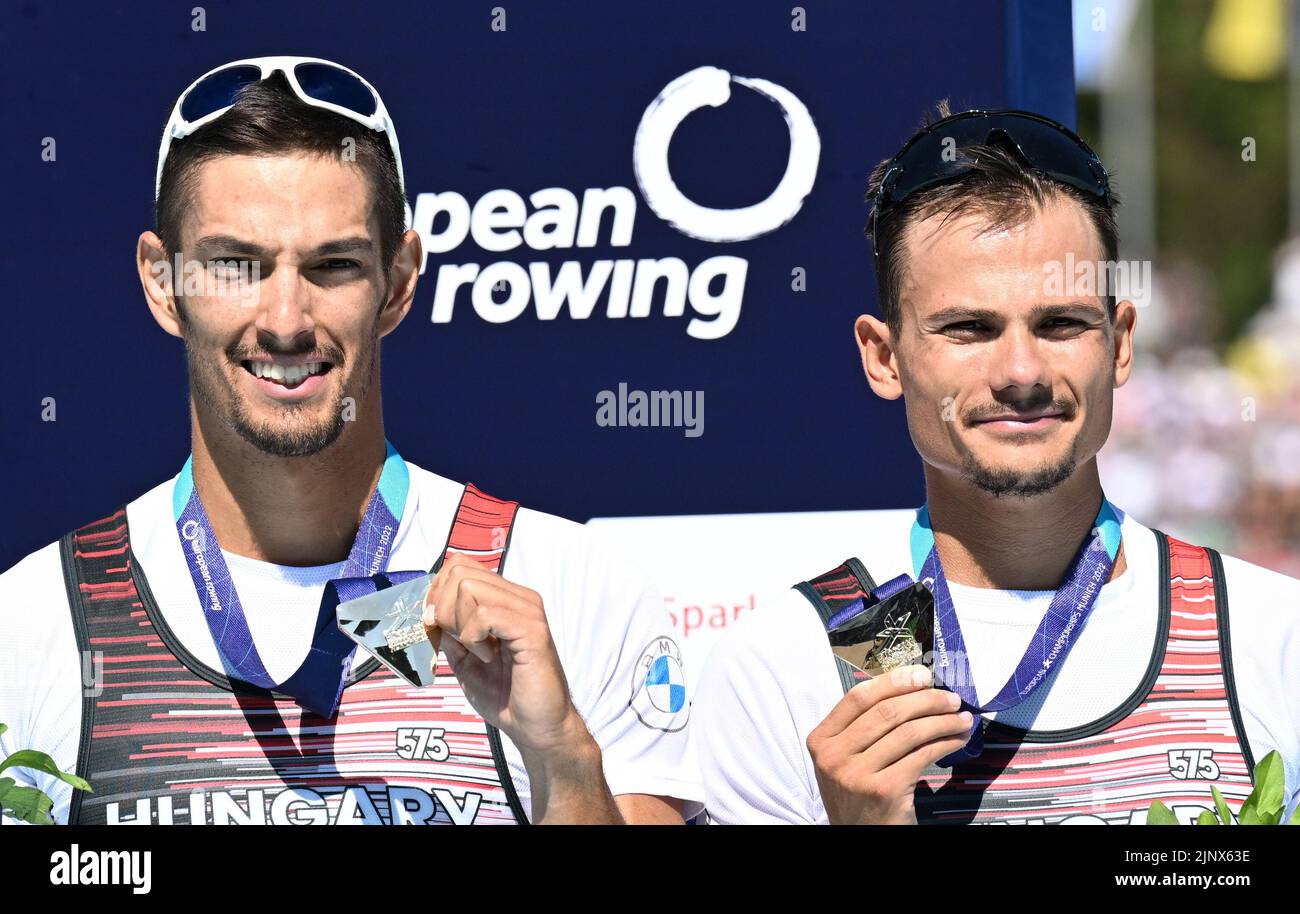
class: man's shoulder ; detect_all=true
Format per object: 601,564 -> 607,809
1212,548 -> 1300,631
703,584 -> 841,694
1214,548 -> 1300,592
1129,521 -> 1300,696
1131,506 -> 1300,619
0,537 -> 79,698
1118,510 -> 1300,605
402,460 -> 629,596
404,459 -> 591,550
0,535 -> 87,826
697,582 -> 845,776
1,474 -> 180,615
0,537 -> 67,608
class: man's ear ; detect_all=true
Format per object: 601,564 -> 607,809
138,231 -> 184,339
1112,298 -> 1137,389
378,229 -> 423,338
855,313 -> 903,400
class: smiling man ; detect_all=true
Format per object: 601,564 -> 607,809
0,57 -> 699,825
696,105 -> 1300,825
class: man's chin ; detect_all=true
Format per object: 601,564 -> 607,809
234,420 -> 346,458
958,452 -> 1079,499
228,367 -> 352,457
229,404 -> 347,458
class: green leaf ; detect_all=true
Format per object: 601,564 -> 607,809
1289,802 -> 1300,825
1147,800 -> 1180,825
0,750 -> 91,793
1211,785 -> 1233,825
0,776 -> 14,800
0,749 -> 56,777
1248,750 -> 1286,820
0,785 -> 54,825
1195,809 -> 1219,825
0,722 -> 8,737
1238,795 -> 1262,825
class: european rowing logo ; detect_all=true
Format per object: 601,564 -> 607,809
630,636 -> 689,732
412,66 -> 821,339
634,66 -> 820,243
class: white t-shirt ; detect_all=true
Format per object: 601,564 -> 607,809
0,460 -> 703,824
696,507 -> 1300,824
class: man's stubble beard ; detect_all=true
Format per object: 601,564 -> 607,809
948,385 -> 1086,499
182,308 -> 381,459
957,434 -> 1081,499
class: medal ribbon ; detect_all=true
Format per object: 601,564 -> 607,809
909,498 -> 1121,763
173,440 -> 410,716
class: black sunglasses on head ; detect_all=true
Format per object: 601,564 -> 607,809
870,109 -> 1113,266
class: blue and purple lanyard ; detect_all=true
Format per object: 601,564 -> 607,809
889,498 -> 1122,764
173,440 -> 409,716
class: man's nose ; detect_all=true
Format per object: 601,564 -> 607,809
253,265 -> 315,346
990,324 -> 1051,397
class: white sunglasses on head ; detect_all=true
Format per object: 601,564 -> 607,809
155,55 -> 406,214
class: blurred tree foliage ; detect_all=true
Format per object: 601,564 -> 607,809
1079,0 -> 1287,346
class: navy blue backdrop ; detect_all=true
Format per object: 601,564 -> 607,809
0,0 -> 1075,570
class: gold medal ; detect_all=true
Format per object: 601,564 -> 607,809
867,631 -> 924,675
828,580 -> 935,677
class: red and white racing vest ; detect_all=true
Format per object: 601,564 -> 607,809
798,531 -> 1256,824
61,484 -> 529,825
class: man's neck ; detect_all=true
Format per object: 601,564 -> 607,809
188,408 -> 388,567
920,459 -> 1126,590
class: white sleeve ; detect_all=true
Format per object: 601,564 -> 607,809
558,530 -> 704,816
504,510 -> 704,819
0,542 -> 83,826
1220,554 -> 1300,823
696,591 -> 840,824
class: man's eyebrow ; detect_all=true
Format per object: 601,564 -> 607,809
188,236 -> 374,258
922,302 -> 1107,324
192,235 -> 270,257
924,306 -> 1003,325
1030,301 -> 1108,320
310,237 -> 374,257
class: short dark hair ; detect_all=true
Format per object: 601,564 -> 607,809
865,100 -> 1121,336
155,70 -> 406,270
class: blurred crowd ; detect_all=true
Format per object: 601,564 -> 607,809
1100,238 -> 1300,577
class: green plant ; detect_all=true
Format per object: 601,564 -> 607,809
1147,750 -> 1299,825
0,722 -> 92,825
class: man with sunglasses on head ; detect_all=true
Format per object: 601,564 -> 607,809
0,57 -> 700,825
696,102 -> 1300,825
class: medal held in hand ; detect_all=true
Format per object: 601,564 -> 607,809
336,572 -> 439,688
334,483 -> 522,693
864,582 -> 933,674
827,576 -> 936,677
